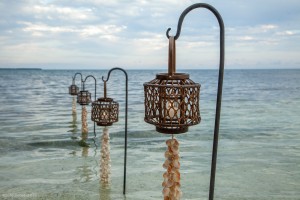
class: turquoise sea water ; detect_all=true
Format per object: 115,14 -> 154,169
0,69 -> 299,200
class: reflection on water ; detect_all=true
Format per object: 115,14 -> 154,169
99,186 -> 111,200
68,113 -> 78,134
72,96 -> 76,115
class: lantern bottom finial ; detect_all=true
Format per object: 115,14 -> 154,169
156,127 -> 188,134
97,122 -> 113,126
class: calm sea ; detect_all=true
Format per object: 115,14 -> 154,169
0,69 -> 299,200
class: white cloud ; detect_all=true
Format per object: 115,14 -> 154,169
20,21 -> 126,41
80,25 -> 126,41
24,4 -> 94,21
21,22 -> 75,34
237,36 -> 255,41
276,30 -> 299,36
1,0 -> 300,69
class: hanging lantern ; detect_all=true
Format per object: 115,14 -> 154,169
91,79 -> 119,187
144,36 -> 201,134
144,36 -> 201,199
143,3 -> 225,199
69,83 -> 79,96
69,74 -> 82,116
91,97 -> 118,126
91,81 -> 119,126
77,90 -> 91,105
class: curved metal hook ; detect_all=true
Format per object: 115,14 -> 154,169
73,72 -> 83,81
83,74 -> 97,136
102,67 -> 128,83
166,3 -> 224,40
73,72 -> 83,89
83,74 -> 97,99
84,75 -> 97,83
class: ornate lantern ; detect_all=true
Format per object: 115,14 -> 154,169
91,80 -> 119,126
91,77 -> 119,187
69,83 -> 79,96
144,36 -> 201,134
77,90 -> 91,105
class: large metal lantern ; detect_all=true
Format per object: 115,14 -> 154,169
143,3 -> 225,200
91,97 -> 119,126
91,80 -> 119,126
144,37 -> 201,134
77,90 -> 91,105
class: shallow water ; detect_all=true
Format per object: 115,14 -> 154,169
0,69 -> 299,199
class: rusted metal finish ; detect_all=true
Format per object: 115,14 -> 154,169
77,90 -> 91,105
168,36 -> 176,75
69,84 -> 79,95
91,97 -> 119,126
144,74 -> 201,134
144,35 -> 201,134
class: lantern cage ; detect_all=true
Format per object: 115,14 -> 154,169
77,90 -> 91,105
69,84 -> 79,96
144,73 -> 201,134
91,97 -> 119,126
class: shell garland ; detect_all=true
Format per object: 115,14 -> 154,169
162,138 -> 182,200
100,127 -> 111,185
81,106 -> 88,134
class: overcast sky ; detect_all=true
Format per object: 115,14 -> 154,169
0,0 -> 299,69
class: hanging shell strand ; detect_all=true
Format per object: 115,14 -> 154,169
162,138 -> 182,200
72,96 -> 76,115
100,127 -> 111,186
81,106 -> 88,134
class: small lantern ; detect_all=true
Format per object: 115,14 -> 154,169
144,36 -> 201,134
77,90 -> 91,105
91,81 -> 119,126
69,84 -> 79,95
69,73 -> 82,95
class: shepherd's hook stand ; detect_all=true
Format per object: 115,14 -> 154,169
102,67 -> 128,195
166,3 -> 225,200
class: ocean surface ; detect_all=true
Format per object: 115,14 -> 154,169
0,69 -> 299,200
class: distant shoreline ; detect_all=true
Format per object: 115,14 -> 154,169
0,68 -> 42,70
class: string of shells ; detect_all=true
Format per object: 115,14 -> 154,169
100,127 -> 111,185
162,138 -> 182,200
81,106 -> 88,134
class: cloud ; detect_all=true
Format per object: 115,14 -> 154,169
29,5 -> 93,20
0,0 -> 300,69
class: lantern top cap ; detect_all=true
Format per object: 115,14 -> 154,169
79,90 -> 89,92
156,72 -> 189,80
96,97 -> 115,102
